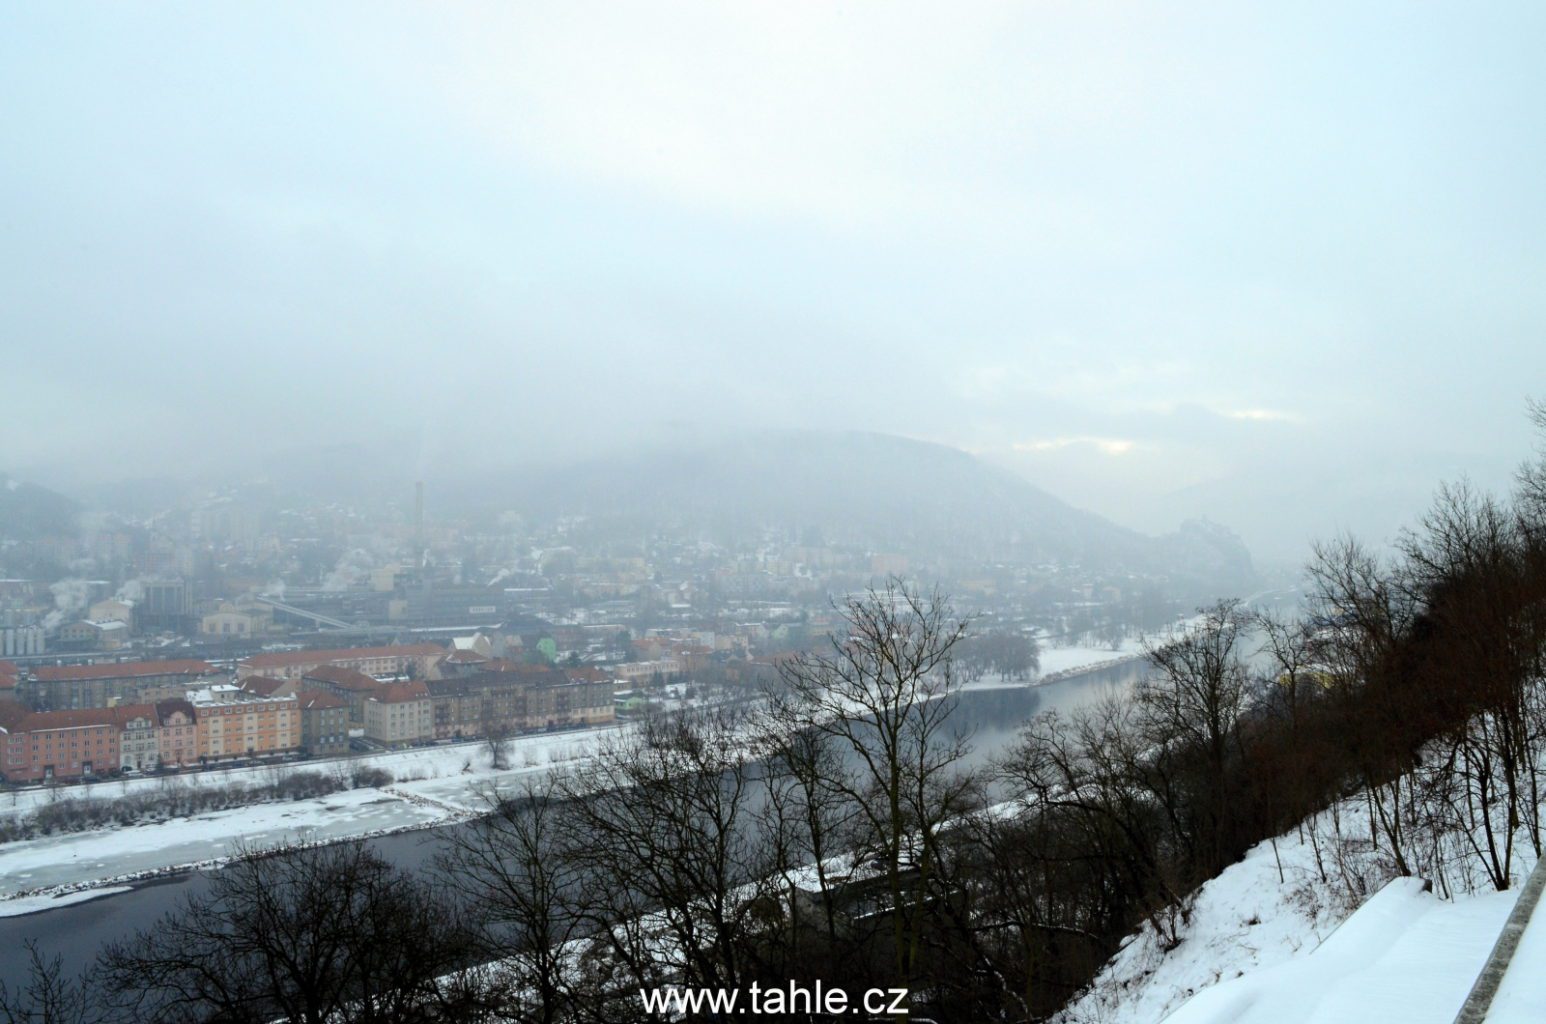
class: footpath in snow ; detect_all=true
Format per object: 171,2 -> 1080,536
1481,869 -> 1546,1023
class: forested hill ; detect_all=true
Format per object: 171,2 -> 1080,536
0,474 -> 78,542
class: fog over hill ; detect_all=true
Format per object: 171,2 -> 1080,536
246,430 -> 1258,598
7,431 -> 1258,599
0,473 -> 78,542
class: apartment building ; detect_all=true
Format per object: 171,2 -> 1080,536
236,643 -> 443,682
19,659 -> 214,710
0,701 -> 122,782
118,704 -> 159,771
155,699 -> 198,767
189,684 -> 300,762
425,667 -> 616,739
362,682 -> 431,747
301,665 -> 381,726
296,690 -> 350,757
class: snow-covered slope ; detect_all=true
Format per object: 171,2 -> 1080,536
1055,796 -> 1540,1024
1055,832 -> 1359,1024
1164,878 -> 1513,1024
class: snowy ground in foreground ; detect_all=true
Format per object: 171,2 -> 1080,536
1490,884 -> 1546,1022
1163,878 -> 1514,1024
1056,800 -> 1540,1024
1054,833 -> 1355,1024
0,727 -> 620,900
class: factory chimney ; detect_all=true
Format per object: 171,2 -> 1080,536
414,481 -> 425,565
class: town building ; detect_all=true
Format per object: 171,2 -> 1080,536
199,601 -> 273,638
155,699 -> 198,767
301,665 -> 381,726
519,673 -> 616,730
137,577 -> 193,632
55,619 -> 130,650
18,660 -> 215,710
362,681 -> 431,747
0,701 -> 122,782
117,704 -> 159,771
425,673 -> 525,740
236,643 -> 443,682
87,598 -> 135,630
295,689 -> 349,758
188,684 -> 300,762
424,667 -> 615,739
612,658 -> 685,685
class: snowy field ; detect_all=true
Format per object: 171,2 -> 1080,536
0,725 -> 621,820
1489,884 -> 1546,1022
0,788 -> 444,899
956,639 -> 1147,692
1036,638 -> 1146,677
0,726 -> 624,902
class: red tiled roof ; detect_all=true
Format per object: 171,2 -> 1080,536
0,700 -> 29,731
302,665 -> 381,690
111,703 -> 159,725
8,706 -> 118,731
372,681 -> 429,704
154,698 -> 197,725
32,660 -> 213,682
295,688 -> 347,711
240,644 -> 442,669
238,675 -> 289,696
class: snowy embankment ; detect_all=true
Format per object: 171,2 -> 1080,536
958,639 -> 1148,692
1159,877 -> 1514,1024
0,727 -> 616,904
1055,794 -> 1540,1024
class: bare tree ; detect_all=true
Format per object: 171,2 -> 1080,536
770,579 -> 975,1001
98,842 -> 486,1024
0,942 -> 101,1024
1138,599 -> 1253,875
556,706 -> 776,1021
435,774 -> 585,1024
482,712 -> 515,771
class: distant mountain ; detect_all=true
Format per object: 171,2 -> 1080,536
487,431 -> 1258,597
0,474 -> 79,541
228,429 -> 1257,598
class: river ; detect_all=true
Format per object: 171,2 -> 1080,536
0,655 -> 1148,990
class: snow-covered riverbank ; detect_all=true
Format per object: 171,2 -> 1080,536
0,727 -> 616,902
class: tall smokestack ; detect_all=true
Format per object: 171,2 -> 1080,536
414,481 -> 424,564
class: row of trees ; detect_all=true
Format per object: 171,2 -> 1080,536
3,767 -> 395,845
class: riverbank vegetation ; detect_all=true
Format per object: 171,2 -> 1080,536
0,766 -> 395,845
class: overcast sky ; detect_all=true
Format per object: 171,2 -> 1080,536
3,3 -> 1544,562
